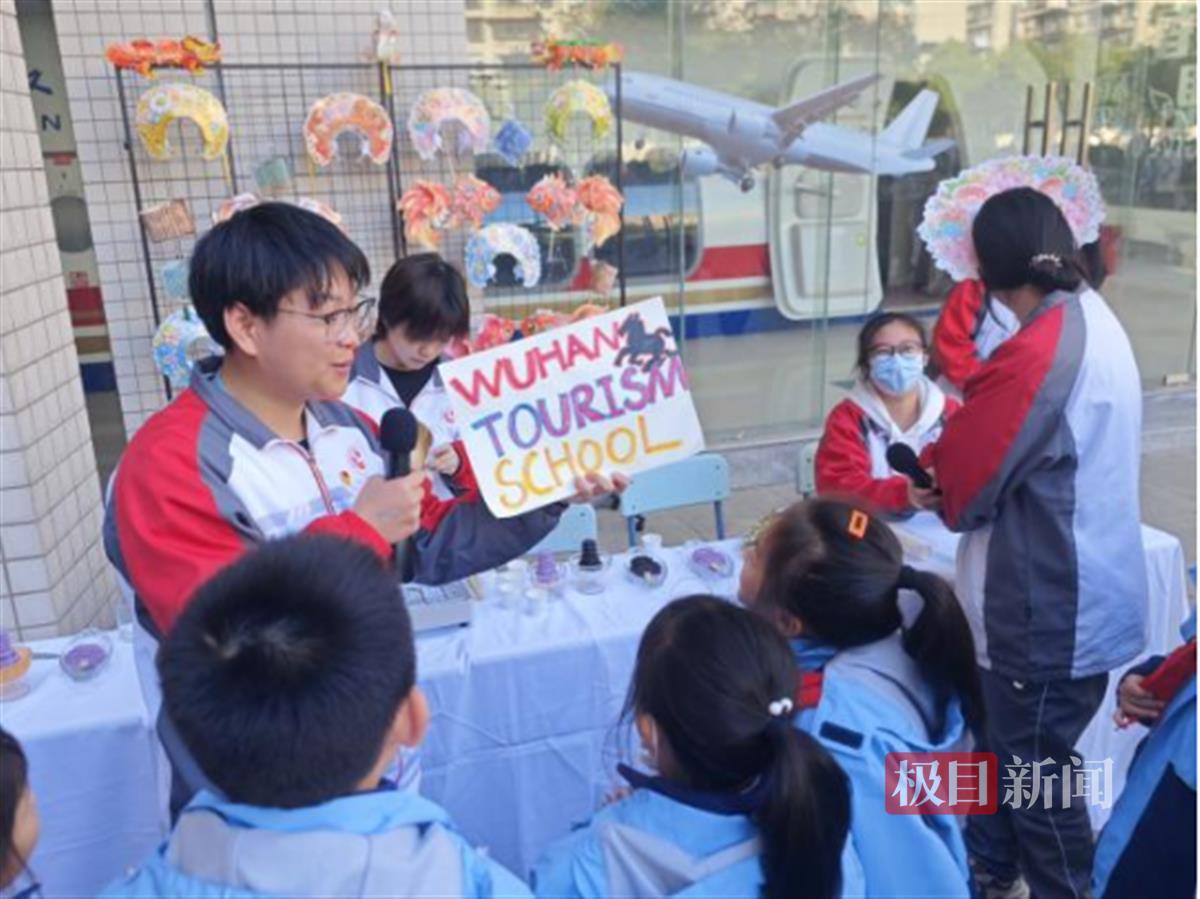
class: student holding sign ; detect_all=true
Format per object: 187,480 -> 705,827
342,254 -> 474,500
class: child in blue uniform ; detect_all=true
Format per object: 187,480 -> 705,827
741,498 -> 982,899
533,595 -> 853,898
102,534 -> 530,898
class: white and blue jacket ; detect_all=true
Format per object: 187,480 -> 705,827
532,765 -> 864,898
794,634 -> 972,899
101,787 -> 531,898
1093,613 -> 1196,899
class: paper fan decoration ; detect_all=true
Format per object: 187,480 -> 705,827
526,173 -> 578,230
407,88 -> 491,161
576,175 -> 623,248
451,175 -> 501,230
465,223 -> 542,288
544,80 -> 612,143
153,306 -> 223,389
304,93 -> 394,167
136,83 -> 229,160
399,181 -> 453,248
918,155 -> 1106,282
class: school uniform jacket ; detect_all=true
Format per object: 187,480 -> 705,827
815,378 -> 959,515
1093,614 -> 1197,899
930,288 -> 1148,682
931,279 -> 1019,392
532,774 -> 865,898
794,635 -> 971,899
342,342 -> 468,500
104,358 -> 563,635
101,788 -> 532,898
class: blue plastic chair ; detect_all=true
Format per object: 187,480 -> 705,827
619,454 -> 731,547
528,503 -> 598,555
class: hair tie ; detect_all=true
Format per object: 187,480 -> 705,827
897,565 -> 923,590
1031,253 -> 1062,268
767,697 -> 794,718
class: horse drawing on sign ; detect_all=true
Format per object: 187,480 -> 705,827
615,312 -> 675,373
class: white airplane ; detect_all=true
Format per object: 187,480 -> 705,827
609,71 -> 953,192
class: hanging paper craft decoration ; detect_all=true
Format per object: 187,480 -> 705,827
465,223 -> 542,288
211,193 -> 347,233
213,192 -> 260,224
398,176 -> 501,248
136,83 -> 229,161
153,306 -> 223,389
407,88 -> 492,162
544,80 -> 612,143
526,173 -> 578,230
161,259 -> 190,300
531,38 -> 624,72
140,199 -> 195,242
589,261 -> 618,298
106,36 -> 222,79
576,175 -> 623,248
918,155 -> 1106,282
295,197 -> 347,233
304,93 -> 393,167
451,175 -> 502,230
373,9 -> 403,64
254,156 -> 292,193
493,118 -> 533,165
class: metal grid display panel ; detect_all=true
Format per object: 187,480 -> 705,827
115,59 -> 626,362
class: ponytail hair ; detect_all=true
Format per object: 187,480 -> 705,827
757,724 -> 850,899
629,596 -> 850,899
972,186 -> 1086,295
755,498 -> 984,734
896,565 -> 985,732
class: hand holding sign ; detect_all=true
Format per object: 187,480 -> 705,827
440,298 -> 704,517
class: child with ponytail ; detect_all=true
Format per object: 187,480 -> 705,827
741,497 -> 982,899
532,595 -> 856,899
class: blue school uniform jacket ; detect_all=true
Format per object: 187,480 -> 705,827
1093,613 -> 1197,899
794,634 -> 972,899
531,770 -> 864,898
101,788 -> 531,898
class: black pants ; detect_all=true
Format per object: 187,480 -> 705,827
966,669 -> 1109,899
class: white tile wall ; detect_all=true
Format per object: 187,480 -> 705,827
0,0 -> 116,638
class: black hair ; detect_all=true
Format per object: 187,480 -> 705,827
0,727 -> 30,886
755,499 -> 984,734
629,595 -> 850,899
972,187 -> 1085,295
375,253 -> 470,342
855,312 -> 929,379
157,535 -> 414,809
1078,238 -> 1107,290
189,202 -> 371,349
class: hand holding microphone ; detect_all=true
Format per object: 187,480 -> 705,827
353,409 -> 424,547
886,443 -> 942,512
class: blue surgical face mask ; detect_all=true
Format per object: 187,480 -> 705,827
869,352 -> 925,396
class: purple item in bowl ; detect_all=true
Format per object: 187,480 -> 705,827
60,631 -> 112,681
690,546 -> 734,578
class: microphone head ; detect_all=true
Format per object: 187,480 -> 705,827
380,408 -> 419,455
885,442 -> 932,488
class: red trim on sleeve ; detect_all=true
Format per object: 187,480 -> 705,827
113,393 -> 250,634
932,280 -> 987,392
932,304 -> 1065,527
815,400 -> 911,514
303,510 -> 392,561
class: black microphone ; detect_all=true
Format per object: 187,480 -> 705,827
886,443 -> 934,490
379,408 -> 420,579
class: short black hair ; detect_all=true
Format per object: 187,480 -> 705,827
189,202 -> 371,349
0,727 -> 30,880
855,311 -> 928,378
375,253 -> 470,342
157,535 -> 414,809
972,187 -> 1084,295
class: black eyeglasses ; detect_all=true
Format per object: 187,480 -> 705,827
277,296 -> 377,342
867,342 -> 925,363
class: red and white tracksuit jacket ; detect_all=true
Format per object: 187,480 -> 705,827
341,343 -> 469,500
103,358 -> 563,636
931,279 -> 1019,393
815,378 -> 959,515
930,288 -> 1148,682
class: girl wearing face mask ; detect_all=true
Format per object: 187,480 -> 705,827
815,312 -> 958,515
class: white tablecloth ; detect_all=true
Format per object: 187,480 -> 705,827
892,512 -> 1192,831
10,523 -> 1189,891
1,633 -> 166,898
